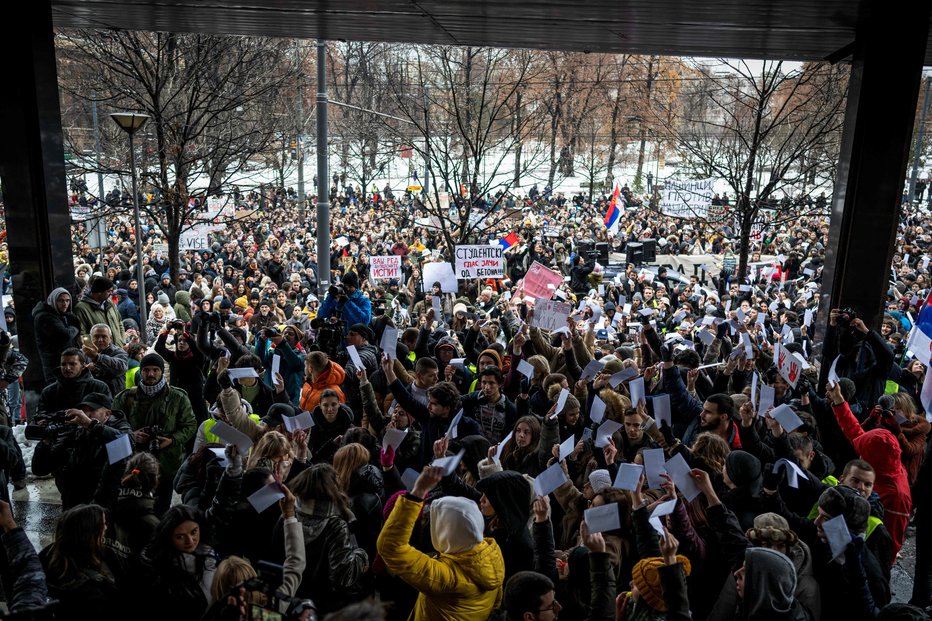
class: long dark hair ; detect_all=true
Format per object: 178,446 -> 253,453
146,505 -> 210,567
289,463 -> 351,520
46,504 -> 107,580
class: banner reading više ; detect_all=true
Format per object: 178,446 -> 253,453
455,245 -> 504,279
370,255 -> 401,280
660,178 -> 715,219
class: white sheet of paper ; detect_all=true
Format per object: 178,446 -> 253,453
644,448 -> 667,490
638,308 -> 656,317
553,388 -> 570,418
558,435 -> 576,462
609,368 -> 638,388
282,411 -> 315,432
271,355 -> 282,384
209,447 -> 229,468
804,309 -> 814,328
665,453 -> 701,502
823,514 -> 852,561
383,427 -> 408,451
750,372 -> 759,408
628,376 -> 645,407
773,458 -> 809,489
590,395 -> 607,424
594,419 -> 623,448
585,503 -> 622,534
756,312 -> 766,326
346,345 -> 364,370
517,359 -> 535,380
380,326 -> 398,359
828,355 -> 841,387
450,358 -> 466,369
770,404 -> 804,432
701,316 -> 716,326
445,410 -> 464,439
247,483 -> 285,513
758,384 -> 775,416
648,498 -> 678,534
534,462 -> 569,497
432,448 -> 466,476
494,430 -> 514,464
106,434 -> 133,465
622,303 -> 632,315
736,308 -> 747,322
228,367 -> 260,379
431,295 -> 442,319
697,330 -> 715,346
614,463 -> 644,491
580,360 -> 605,381
211,420 -> 254,453
652,394 -> 672,427
401,468 -> 420,491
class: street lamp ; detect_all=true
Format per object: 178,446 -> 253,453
109,111 -> 150,343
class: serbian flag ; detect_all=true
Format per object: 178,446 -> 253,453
907,290 -> 932,367
499,232 -> 520,249
604,184 -> 621,234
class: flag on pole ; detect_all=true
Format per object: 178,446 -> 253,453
907,290 -> 932,366
499,232 -> 520,250
604,184 -> 621,234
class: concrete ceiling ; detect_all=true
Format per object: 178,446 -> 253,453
49,0 -> 930,64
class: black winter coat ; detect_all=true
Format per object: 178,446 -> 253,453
31,301 -> 81,382
37,369 -> 110,418
348,465 -> 384,559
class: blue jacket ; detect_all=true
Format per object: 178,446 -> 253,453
318,290 -> 372,335
255,337 -> 306,407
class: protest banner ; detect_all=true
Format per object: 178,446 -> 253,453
455,245 -> 504,279
532,299 -> 573,331
421,262 -> 458,294
370,255 -> 401,280
659,178 -> 715,219
775,346 -> 804,388
179,227 -> 210,253
523,261 -> 564,300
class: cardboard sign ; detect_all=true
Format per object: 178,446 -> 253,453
523,261 -> 564,300
776,347 -> 805,388
532,299 -> 573,332
454,245 -> 504,278
371,255 -> 401,280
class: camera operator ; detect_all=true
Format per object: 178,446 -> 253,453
569,252 -> 595,294
316,271 -> 371,337
823,307 -> 894,416
83,323 -> 129,398
113,353 -> 196,515
31,392 -> 133,510
37,348 -> 109,418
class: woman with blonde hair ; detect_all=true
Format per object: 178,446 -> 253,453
245,431 -> 302,481
333,443 -> 384,558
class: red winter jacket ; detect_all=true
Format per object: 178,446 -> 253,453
833,401 -> 912,558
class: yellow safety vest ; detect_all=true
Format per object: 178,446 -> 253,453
202,415 -> 261,445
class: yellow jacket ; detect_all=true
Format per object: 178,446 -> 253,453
377,495 -> 505,621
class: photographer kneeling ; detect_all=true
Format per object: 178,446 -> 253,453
31,392 -> 134,510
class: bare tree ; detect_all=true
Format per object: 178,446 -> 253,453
57,29 -> 298,282
660,60 -> 847,279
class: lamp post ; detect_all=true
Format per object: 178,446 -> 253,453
109,111 -> 150,343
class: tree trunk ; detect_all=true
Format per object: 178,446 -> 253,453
635,126 -> 647,186
738,201 -> 753,282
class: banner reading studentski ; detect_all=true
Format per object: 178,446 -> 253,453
660,178 -> 716,219
454,245 -> 504,279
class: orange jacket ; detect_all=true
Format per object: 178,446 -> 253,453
299,361 -> 347,412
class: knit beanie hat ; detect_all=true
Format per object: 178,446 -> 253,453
157,290 -> 170,306
478,348 -> 503,369
601,356 -> 624,375
818,485 -> 870,535
140,352 -> 165,372
90,277 -> 115,293
631,555 -> 692,611
746,512 -> 799,547
588,469 -> 613,494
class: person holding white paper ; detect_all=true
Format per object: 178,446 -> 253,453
32,391 -> 134,510
308,389 -> 356,465
491,415 -> 544,477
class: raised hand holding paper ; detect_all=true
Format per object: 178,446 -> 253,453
534,462 -> 569,497
106,434 -> 133,465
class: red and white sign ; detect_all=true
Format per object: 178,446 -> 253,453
371,255 -> 401,280
523,261 -> 564,300
776,347 -> 804,388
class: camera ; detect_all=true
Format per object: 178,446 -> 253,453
328,283 -> 345,299
142,425 -> 164,453
240,561 -> 318,621
836,307 -> 857,329
171,320 -> 186,330
24,411 -> 75,441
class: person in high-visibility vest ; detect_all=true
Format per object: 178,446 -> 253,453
192,398 -> 260,453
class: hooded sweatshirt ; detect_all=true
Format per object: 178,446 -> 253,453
377,495 -> 505,621
475,471 -> 534,578
740,548 -> 807,621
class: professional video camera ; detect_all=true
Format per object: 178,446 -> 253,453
238,561 -> 318,621
24,412 -> 76,441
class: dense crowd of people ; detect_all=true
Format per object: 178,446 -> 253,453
0,183 -> 928,621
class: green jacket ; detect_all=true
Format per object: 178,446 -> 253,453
113,385 -> 196,476
74,295 -> 126,347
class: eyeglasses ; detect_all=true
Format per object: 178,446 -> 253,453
538,600 -> 560,613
